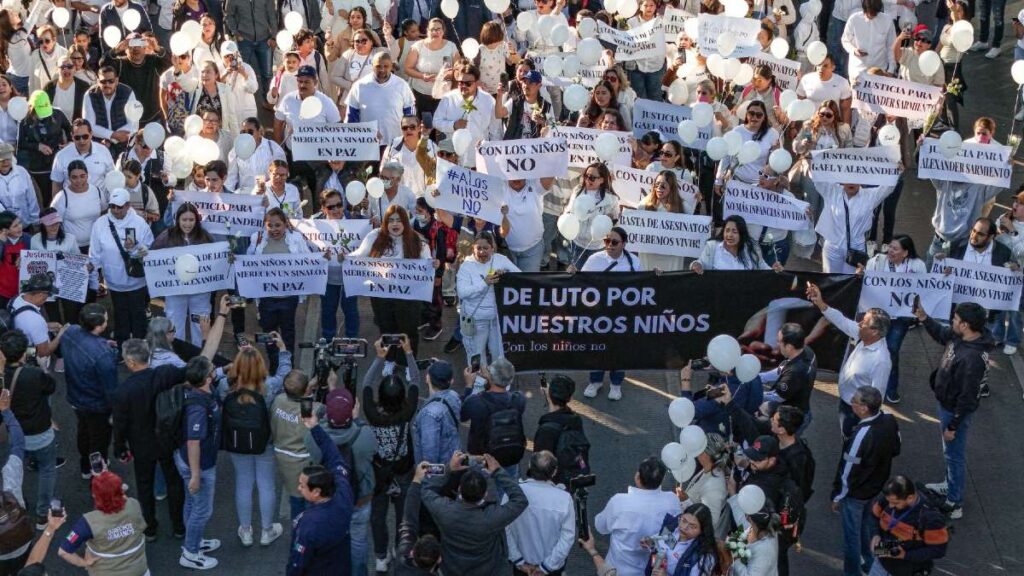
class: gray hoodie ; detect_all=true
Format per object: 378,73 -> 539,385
305,418 -> 377,502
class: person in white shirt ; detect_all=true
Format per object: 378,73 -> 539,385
89,187 -> 154,343
273,65 -> 342,149
218,41 -> 259,120
841,0 -> 896,81
10,273 -> 68,368
51,119 -> 116,199
815,182 -> 894,273
692,215 -> 782,273
434,63 -> 496,168
368,162 -> 417,227
594,457 -> 681,576
226,117 -> 286,192
829,0 -> 863,73
29,25 -> 68,93
505,451 -> 576,576
344,52 -> 415,142
503,178 -> 554,273
379,115 -> 436,195
50,160 -> 107,251
82,66 -> 139,154
255,159 -> 302,219
0,143 -> 40,227
796,55 -> 853,123
806,281 -> 892,438
456,231 -> 521,370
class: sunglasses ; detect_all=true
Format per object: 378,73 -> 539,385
603,238 -> 621,246
818,111 -> 834,118
661,151 -> 676,157
457,79 -> 476,86
913,37 -> 929,43
354,38 -> 369,44
41,38 -> 53,45
241,129 -> 256,135
584,174 -> 602,182
59,63 -> 74,70
72,134 -> 90,141
71,56 -> 84,61
401,124 -> 418,131
747,110 -> 765,118
325,202 -> 343,210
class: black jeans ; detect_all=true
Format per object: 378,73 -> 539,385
109,287 -> 149,344
258,296 -> 298,374
370,297 -> 422,365
869,176 -> 904,244
134,448 -> 185,535
75,409 -> 112,475
371,475 -> 409,557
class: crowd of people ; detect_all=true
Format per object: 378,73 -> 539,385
0,0 -> 1014,573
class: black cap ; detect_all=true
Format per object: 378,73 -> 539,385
21,273 -> 55,295
743,435 -> 780,462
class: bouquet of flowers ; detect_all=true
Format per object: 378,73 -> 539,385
726,529 -> 751,564
461,96 -> 478,116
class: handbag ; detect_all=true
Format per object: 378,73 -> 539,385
108,220 -> 146,278
458,280 -> 493,338
842,198 -> 869,268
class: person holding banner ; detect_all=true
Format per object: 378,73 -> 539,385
893,25 -> 946,88
691,215 -> 783,272
563,162 -> 620,266
502,177 -> 555,273
315,189 -> 363,341
646,141 -> 696,186
32,207 -> 86,323
350,204 -> 433,364
792,99 -> 853,213
456,231 -> 520,371
256,160 -> 302,219
714,101 -> 780,194
815,182 -> 893,273
625,0 -> 667,101
862,234 -> 926,404
151,203 -> 216,346
866,113 -> 910,248
638,171 -> 696,271
380,114 -> 437,195
245,208 -> 311,371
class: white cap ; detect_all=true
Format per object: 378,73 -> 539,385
220,40 -> 239,55
109,188 -> 130,206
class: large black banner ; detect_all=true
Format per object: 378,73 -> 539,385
497,271 -> 862,372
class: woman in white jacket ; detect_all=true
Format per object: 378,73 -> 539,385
219,42 -> 259,120
563,162 -> 620,267
29,25 -> 66,92
456,231 -> 520,370
729,510 -> 780,576
189,60 -> 239,136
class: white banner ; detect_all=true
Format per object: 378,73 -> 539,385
917,139 -> 1013,188
810,146 -> 902,186
342,257 -> 434,302
619,209 -> 712,258
931,258 -> 1024,312
632,99 -> 712,150
143,242 -> 235,297
174,190 -> 266,236
697,14 -> 761,57
610,164 -> 659,208
476,137 -> 569,180
859,272 -> 954,317
662,7 -> 694,40
291,218 -> 372,254
722,182 -> 813,231
852,75 -> 942,121
435,160 -> 506,225
749,53 -> 801,91
597,19 -> 666,62
551,127 -> 632,169
56,254 -> 89,303
290,121 -> 380,161
234,253 -> 329,298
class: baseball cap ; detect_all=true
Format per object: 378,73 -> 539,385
743,435 -> 780,462
296,65 -> 318,79
325,388 -> 355,428
21,273 -> 54,295
911,24 -> 930,38
524,70 -> 542,84
30,90 -> 52,119
0,142 -> 13,161
438,139 -> 456,154
427,360 -> 453,386
220,40 -> 239,55
108,188 -> 130,207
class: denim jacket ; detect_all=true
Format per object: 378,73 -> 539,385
413,389 -> 461,465
60,325 -> 119,413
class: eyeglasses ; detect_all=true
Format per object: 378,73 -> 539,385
98,79 -> 115,85
72,134 -> 90,141
457,79 -> 476,86
747,110 -> 765,118
401,125 -> 418,131
584,174 -> 601,182
325,202 -> 343,210
603,238 -> 621,246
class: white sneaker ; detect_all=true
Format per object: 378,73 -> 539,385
54,358 -> 64,373
199,539 -> 221,553
969,41 -> 990,52
946,501 -> 963,519
985,46 -> 1002,59
608,384 -> 623,401
180,550 -> 218,570
374,552 -> 392,572
237,526 -> 253,547
583,382 -> 603,398
925,481 -> 948,495
260,523 -> 283,546
1004,345 -> 1017,355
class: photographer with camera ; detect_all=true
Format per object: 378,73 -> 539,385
534,374 -> 590,486
9,273 -> 67,371
506,451 -> 576,576
868,476 -> 949,576
679,360 -> 763,435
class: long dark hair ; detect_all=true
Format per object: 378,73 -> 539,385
37,207 -> 65,248
576,162 -> 615,204
168,202 -> 213,246
370,205 -> 423,258
744,100 -> 771,142
717,215 -> 759,269
682,503 -> 721,574
584,80 -> 620,121
889,234 -> 919,260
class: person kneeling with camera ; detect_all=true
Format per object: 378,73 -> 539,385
868,476 -> 949,576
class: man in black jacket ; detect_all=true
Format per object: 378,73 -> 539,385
914,300 -> 991,520
398,463 -> 444,576
831,386 -> 901,576
761,323 -> 817,433
533,375 -> 589,486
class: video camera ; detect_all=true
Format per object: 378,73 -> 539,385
297,338 -> 368,400
569,474 -> 597,540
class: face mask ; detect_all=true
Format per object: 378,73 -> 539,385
415,214 -> 429,226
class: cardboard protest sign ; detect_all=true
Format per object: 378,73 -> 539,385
697,14 -> 761,57
931,258 -> 1024,312
597,19 -> 666,61
632,99 -> 712,150
749,53 -> 801,90
290,121 -> 380,161
434,160 -> 506,225
723,182 -> 812,231
291,219 -> 372,254
859,272 -> 953,317
477,137 -> 569,180
551,127 -> 632,169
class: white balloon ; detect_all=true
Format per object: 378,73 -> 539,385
194,138 -> 221,165
346,182 -> 366,206
366,177 -> 386,199
175,254 -> 200,283
577,38 -> 602,66
617,0 -> 638,16
557,213 -> 581,241
684,17 -> 700,41
768,148 -> 793,173
276,29 -> 294,52
786,98 -> 814,122
733,63 -> 754,86
737,140 -> 761,165
124,100 -> 144,123
770,37 -> 789,59
679,425 -> 707,455
543,55 -> 563,78
563,84 -> 590,112
717,32 -> 737,58
516,11 -> 537,34
6,97 -> 27,121
667,79 -> 689,105
806,41 -> 827,66
723,130 -> 743,156
734,354 -> 761,383
691,102 -> 714,128
677,120 -> 699,144
668,397 -> 696,428
170,32 -> 192,56
806,0 -> 822,17
705,137 -> 728,161
670,457 -> 697,483
938,130 -> 963,159
590,214 -> 613,239
778,89 -> 798,113
102,26 -> 121,49
720,58 -> 741,81
123,8 -> 141,31
550,24 -> 570,47
877,124 -> 900,146
660,442 -> 687,470
561,55 -> 581,78
604,0 -> 620,13
706,334 -> 741,371
440,0 -> 458,18
594,132 -> 620,162
284,11 -> 303,33
950,20 -> 974,52
233,133 -> 257,160
51,7 -> 70,28
918,50 -> 941,77
572,194 -> 598,217
104,171 -> 126,192
461,38 -> 480,60
171,158 -> 194,179
738,485 -> 767,515
537,15 -> 557,38
706,53 -> 724,78
299,96 -> 323,119
452,128 -> 474,157
1013,60 -> 1024,85
183,115 -> 203,137
577,17 -> 597,39
181,20 -> 202,44
142,122 -> 165,150
484,0 -> 511,13
164,135 -> 186,157
724,0 -> 748,17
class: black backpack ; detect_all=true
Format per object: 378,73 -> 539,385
481,393 -> 526,467
538,419 -> 591,483
154,384 -> 208,453
221,389 -> 271,454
